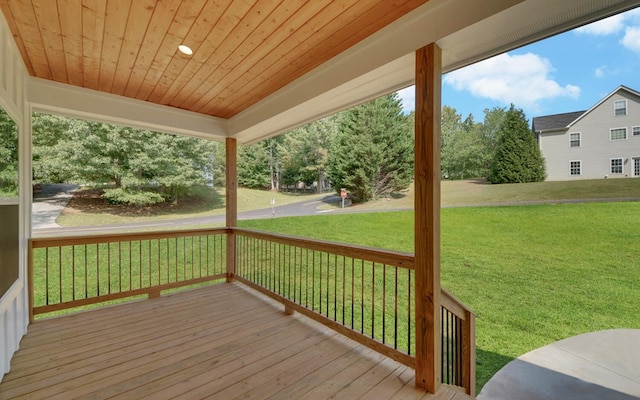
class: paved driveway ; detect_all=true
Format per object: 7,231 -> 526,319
32,185 -> 341,234
32,184 -> 78,229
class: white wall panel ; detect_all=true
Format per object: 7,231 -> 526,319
0,9 -> 28,383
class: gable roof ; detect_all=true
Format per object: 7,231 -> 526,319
533,85 -> 640,133
567,85 -> 640,128
532,111 -> 586,133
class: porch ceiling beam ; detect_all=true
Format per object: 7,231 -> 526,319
27,78 -> 228,141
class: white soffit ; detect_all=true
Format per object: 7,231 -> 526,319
27,78 -> 228,141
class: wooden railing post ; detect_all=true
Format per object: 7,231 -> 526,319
414,42 -> 442,393
28,240 -> 34,323
463,310 -> 476,396
226,138 -> 237,282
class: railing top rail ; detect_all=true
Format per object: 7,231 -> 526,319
233,227 -> 415,270
30,227 -> 230,248
441,287 -> 475,319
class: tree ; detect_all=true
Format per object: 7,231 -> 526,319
280,115 -> 336,192
237,141 -> 271,189
31,113 -> 220,205
479,106 -> 507,172
326,93 -> 413,201
488,104 -> 546,183
0,107 -> 18,196
440,106 -> 487,179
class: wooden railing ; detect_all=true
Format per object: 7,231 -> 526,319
234,228 -> 416,367
28,227 -> 475,395
442,288 -> 476,395
233,228 -> 476,395
28,228 -> 228,320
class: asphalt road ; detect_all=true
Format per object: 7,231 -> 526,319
32,185 -> 342,236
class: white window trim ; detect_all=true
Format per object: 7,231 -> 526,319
569,160 -> 581,176
633,157 -> 640,177
614,99 -> 627,116
610,157 -> 624,174
569,132 -> 581,147
610,127 -> 627,141
633,126 -> 640,136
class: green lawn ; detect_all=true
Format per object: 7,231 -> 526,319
314,178 -> 640,211
238,202 -> 640,391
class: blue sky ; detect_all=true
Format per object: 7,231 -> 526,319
397,7 -> 640,122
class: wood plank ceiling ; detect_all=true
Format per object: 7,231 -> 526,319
0,0 -> 429,119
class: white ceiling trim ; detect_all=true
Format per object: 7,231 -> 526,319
27,78 -> 229,141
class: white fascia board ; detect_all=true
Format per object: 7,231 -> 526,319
233,54 -> 415,145
27,78 -> 228,141
229,0 -> 524,143
440,0 -> 640,71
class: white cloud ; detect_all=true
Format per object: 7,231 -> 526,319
575,14 -> 625,35
622,26 -> 640,52
574,8 -> 640,54
594,65 -> 606,78
625,7 -> 640,22
443,53 -> 580,111
396,86 -> 415,114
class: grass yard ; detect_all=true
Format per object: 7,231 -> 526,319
238,202 -> 640,391
322,178 -> 640,211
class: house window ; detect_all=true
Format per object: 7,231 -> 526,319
570,160 -> 581,176
633,126 -> 640,136
610,127 -> 627,141
569,132 -> 580,147
614,100 -> 627,116
610,158 -> 623,174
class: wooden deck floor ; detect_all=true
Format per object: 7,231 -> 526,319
0,282 -> 473,400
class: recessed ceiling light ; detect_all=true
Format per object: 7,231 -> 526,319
178,44 -> 193,55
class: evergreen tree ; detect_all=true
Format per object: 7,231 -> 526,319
237,142 -> 271,189
281,115 -> 336,192
326,93 -> 413,201
488,105 -> 546,184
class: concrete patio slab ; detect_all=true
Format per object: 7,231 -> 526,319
478,329 -> 640,400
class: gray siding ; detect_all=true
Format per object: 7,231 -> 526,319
539,90 -> 640,181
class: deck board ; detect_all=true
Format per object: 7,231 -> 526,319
0,282 -> 473,400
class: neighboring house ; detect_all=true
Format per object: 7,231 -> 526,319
533,85 -> 640,181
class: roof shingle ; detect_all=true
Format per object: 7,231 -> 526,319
532,111 -> 586,132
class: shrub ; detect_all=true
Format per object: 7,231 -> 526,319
102,188 -> 165,206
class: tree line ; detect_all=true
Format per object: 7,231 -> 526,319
19,93 -> 544,207
441,104 -> 545,183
